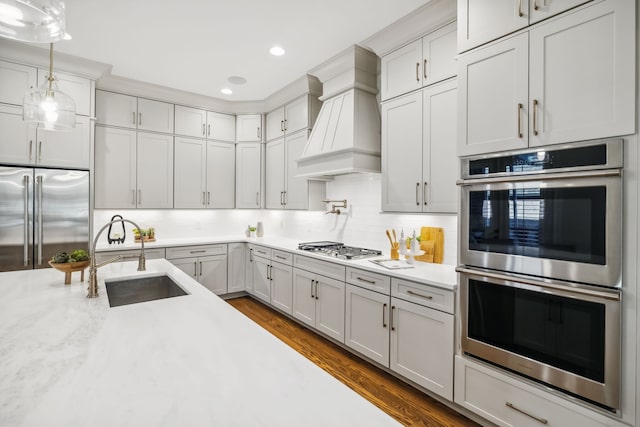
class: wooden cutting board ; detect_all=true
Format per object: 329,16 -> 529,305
416,226 -> 444,264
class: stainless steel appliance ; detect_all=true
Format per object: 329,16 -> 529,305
298,241 -> 382,260
0,166 -> 89,272
459,139 -> 623,288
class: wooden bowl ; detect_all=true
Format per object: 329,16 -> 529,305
48,260 -> 91,285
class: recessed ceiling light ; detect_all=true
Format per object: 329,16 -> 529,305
269,46 -> 285,56
220,88 -> 233,95
228,76 -> 247,85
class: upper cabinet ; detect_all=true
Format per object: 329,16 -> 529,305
381,22 -> 457,101
174,105 -> 235,141
457,0 -> 592,52
96,90 -> 174,134
236,114 -> 263,142
266,95 -> 319,142
207,111 -> 235,142
236,142 -> 262,209
458,0 -> 636,156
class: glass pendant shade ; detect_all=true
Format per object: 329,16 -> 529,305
0,0 -> 66,43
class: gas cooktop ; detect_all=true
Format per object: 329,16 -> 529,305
297,241 -> 382,260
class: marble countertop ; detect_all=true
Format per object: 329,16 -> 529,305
96,235 -> 458,291
0,260 -> 400,426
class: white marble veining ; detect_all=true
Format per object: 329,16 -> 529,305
0,261 -> 400,426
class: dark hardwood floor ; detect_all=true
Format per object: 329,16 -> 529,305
227,296 -> 479,427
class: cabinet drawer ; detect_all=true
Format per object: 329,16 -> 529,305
271,249 -> 293,265
391,278 -> 454,314
346,267 -> 390,294
166,244 -> 227,259
454,356 -> 625,427
293,255 -> 346,282
253,245 -> 271,259
95,248 -> 165,264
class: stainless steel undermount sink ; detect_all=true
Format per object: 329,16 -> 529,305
105,274 -> 188,307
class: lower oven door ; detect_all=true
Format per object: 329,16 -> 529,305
458,267 -> 621,411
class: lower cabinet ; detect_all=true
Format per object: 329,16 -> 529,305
270,261 -> 293,314
166,245 -> 227,295
227,242 -> 245,293
245,244 -> 255,295
252,253 -> 271,303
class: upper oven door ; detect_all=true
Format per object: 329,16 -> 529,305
460,169 -> 622,287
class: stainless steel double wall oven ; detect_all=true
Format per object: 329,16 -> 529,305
457,139 -> 623,412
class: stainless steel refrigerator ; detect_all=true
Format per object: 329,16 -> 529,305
0,166 -> 89,272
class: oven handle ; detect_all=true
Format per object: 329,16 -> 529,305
455,266 -> 621,301
457,168 -> 621,186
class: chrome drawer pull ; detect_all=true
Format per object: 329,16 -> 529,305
407,290 -> 433,300
275,255 -> 287,260
505,402 -> 548,424
382,303 -> 387,328
356,276 -> 375,285
190,250 -> 206,254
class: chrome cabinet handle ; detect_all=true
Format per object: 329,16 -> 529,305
202,191 -> 206,206
193,261 -> 198,278
190,250 -> 206,254
283,119 -> 287,131
382,303 -> 387,328
315,280 -> 319,300
207,191 -> 211,205
407,289 -> 433,300
505,402 -> 548,424
416,182 -> 420,206
256,192 -> 260,206
356,276 -> 375,285
283,191 -> 287,206
199,261 -> 203,277
257,127 -> 260,138
423,182 -> 428,206
202,123 -> 205,136
207,124 -> 211,136
132,112 -> 136,125
268,265 -> 273,281
533,0 -> 539,10
517,103 -> 523,138
310,278 -> 315,298
36,175 -> 43,265
38,141 -> 42,162
132,189 -> 135,205
23,175 -> 30,266
280,120 -> 284,132
533,99 -> 539,136
29,140 -> 33,160
249,248 -> 253,262
518,0 -> 523,17
391,306 -> 396,331
138,189 -> 142,205
138,112 -> 142,126
415,62 -> 420,82
275,255 -> 287,260
423,59 -> 427,79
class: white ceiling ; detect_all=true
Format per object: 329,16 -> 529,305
56,0 -> 429,101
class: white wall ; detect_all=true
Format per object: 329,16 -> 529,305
94,173 -> 459,266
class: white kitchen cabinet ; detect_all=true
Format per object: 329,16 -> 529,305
270,261 -> 293,315
227,243 -> 246,294
381,22 -> 457,101
382,79 -> 458,213
458,0 -> 634,156
236,114 -> 262,142
457,0 -> 591,53
266,95 -> 316,142
235,143 -> 262,209
454,355 -> 627,427
96,90 -> 174,134
206,140 -> 235,208
245,244 -> 255,295
0,105 -> 90,169
95,127 -> 173,209
207,111 -> 235,142
167,245 -> 228,295
0,60 -> 37,105
389,297 -> 454,400
174,105 -> 207,138
293,268 -> 346,343
265,137 -> 285,209
252,253 -> 271,303
345,283 -> 390,367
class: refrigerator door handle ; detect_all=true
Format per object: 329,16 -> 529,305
36,175 -> 43,265
23,175 -> 30,266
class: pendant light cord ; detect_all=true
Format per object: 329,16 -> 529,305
48,43 -> 54,90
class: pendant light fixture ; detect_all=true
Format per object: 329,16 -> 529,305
23,42 -> 76,131
0,0 -> 67,43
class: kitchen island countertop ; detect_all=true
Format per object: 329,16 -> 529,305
0,260 -> 400,426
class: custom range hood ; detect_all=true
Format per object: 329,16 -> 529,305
296,45 -> 381,178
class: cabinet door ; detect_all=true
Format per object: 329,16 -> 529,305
345,284 -> 390,367
173,137 -> 206,208
381,91 -> 423,212
529,0 -> 635,147
136,132 -> 173,208
206,141 -> 235,208
137,98 -> 174,134
96,90 -> 137,128
235,143 -> 262,209
381,39 -> 422,101
422,22 -> 457,87
265,138 -> 285,209
170,257 -> 198,281
390,298 -> 454,400
174,105 -> 206,138
270,261 -> 293,314
284,96 -> 309,134
245,245 -> 255,294
207,111 -> 235,142
422,80 -> 458,213
529,0 -> 591,24
227,243 -> 245,293
94,126 -> 137,208
266,107 -> 285,141
458,33 -> 529,156
315,276 -> 346,343
38,69 -> 92,116
284,130 -> 309,210
253,256 -> 271,303
236,114 -> 262,142
292,268 -> 317,328
199,254 -> 228,295
458,0 -> 529,52
38,115 -> 91,169
0,105 -> 36,165
0,60 -> 36,105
